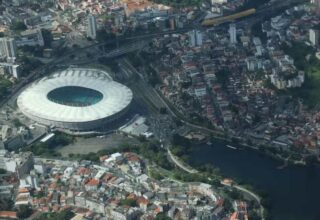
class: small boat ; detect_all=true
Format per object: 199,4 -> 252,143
226,145 -> 237,150
206,141 -> 212,146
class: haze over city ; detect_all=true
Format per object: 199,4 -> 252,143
0,0 -> 319,220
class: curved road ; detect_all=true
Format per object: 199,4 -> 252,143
167,148 -> 198,174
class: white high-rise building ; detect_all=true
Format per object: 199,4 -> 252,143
4,152 -> 34,179
0,38 -> 17,62
87,14 -> 97,40
195,30 -> 203,46
309,29 -> 319,46
0,142 -> 7,170
0,63 -> 21,79
229,24 -> 237,44
211,0 -> 227,4
188,30 -> 196,47
11,65 -> 20,78
188,30 -> 203,47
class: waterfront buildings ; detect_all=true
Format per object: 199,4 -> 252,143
0,151 -> 247,219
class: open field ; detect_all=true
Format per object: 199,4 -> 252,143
58,133 -> 139,157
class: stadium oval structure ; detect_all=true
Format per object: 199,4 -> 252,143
17,68 -> 133,131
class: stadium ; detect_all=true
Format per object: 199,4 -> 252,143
17,68 -> 133,131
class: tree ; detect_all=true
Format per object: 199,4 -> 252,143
36,191 -> 45,198
223,199 -> 233,212
248,210 -> 261,220
0,198 -> 13,211
12,118 -> 23,127
171,145 -> 185,157
305,155 -> 318,166
0,168 -> 6,174
55,210 -> 74,220
159,107 -> 167,114
226,188 -> 243,200
119,199 -> 137,207
251,22 -> 267,42
10,21 -> 27,31
96,30 -> 115,43
216,69 -> 231,88
280,41 -> 313,71
155,213 -> 172,220
137,135 -> 147,142
150,170 -> 164,180
17,205 -> 33,219
20,56 -> 43,76
35,209 -> 74,220
41,29 -> 53,47
172,134 -> 191,147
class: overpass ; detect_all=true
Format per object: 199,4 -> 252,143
68,40 -> 150,65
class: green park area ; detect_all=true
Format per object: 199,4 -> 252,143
281,41 -> 320,108
0,77 -> 12,100
299,60 -> 320,108
23,132 -> 74,158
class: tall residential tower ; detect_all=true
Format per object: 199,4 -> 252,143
229,24 -> 237,44
87,14 -> 97,40
0,37 -> 17,62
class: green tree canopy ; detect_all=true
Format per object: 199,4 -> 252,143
10,21 -> 27,31
17,205 -> 33,219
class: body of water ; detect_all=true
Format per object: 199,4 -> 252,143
190,139 -> 320,220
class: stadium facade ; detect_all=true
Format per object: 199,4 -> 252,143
17,68 -> 133,131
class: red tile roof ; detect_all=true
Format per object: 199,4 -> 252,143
0,211 -> 17,219
86,179 -> 99,186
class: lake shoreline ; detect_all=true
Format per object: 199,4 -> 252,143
187,140 -> 320,220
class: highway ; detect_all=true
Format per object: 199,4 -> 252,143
118,58 -> 167,112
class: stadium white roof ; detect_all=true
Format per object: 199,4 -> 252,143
17,68 -> 133,123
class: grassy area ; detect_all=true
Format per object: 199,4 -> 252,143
289,61 -> 320,108
35,209 -> 74,220
279,41 -> 320,108
0,77 -> 12,100
23,132 -> 74,158
72,140 -> 175,170
281,42 -> 313,71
